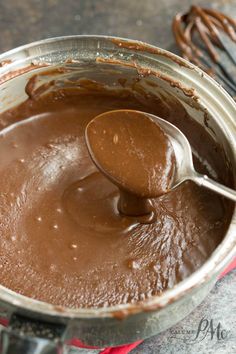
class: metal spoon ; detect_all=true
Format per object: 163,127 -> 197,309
147,113 -> 236,202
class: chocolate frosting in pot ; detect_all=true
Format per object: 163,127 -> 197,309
0,81 -> 231,309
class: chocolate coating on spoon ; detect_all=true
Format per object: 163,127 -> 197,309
86,110 -> 175,219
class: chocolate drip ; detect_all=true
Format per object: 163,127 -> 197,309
85,110 -> 175,223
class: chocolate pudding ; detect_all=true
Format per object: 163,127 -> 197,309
0,76 -> 231,309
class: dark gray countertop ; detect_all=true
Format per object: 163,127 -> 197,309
0,0 -> 235,353
0,0 -> 234,54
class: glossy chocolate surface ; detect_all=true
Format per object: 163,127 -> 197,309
0,82 -> 231,308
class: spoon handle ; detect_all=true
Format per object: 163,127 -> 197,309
193,173 -> 236,202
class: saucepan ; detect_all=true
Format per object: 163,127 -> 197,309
0,36 -> 235,353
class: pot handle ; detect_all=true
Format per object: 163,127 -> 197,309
0,314 -> 66,354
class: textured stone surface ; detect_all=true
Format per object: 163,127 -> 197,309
132,270 -> 236,354
0,0 -> 235,353
0,0 -> 234,54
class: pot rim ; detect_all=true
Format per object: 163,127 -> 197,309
0,35 -> 235,320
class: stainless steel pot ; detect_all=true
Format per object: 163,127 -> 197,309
0,36 -> 235,354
